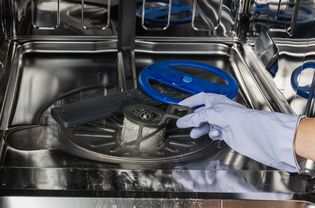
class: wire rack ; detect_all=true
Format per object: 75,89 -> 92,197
31,0 -> 112,30
29,0 -> 304,37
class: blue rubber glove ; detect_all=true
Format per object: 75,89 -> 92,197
176,93 -> 303,173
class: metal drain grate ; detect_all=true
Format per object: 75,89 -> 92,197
59,104 -> 215,164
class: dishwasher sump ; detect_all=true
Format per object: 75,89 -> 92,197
9,100 -> 214,165
0,41 -> 313,200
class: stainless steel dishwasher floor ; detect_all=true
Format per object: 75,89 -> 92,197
0,40 -> 312,200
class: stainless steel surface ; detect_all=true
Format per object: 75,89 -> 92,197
4,0 -> 118,37
31,0 -> 61,30
1,0 -> 315,39
0,198 -> 314,208
287,0 -> 301,35
0,0 -> 241,38
254,31 -> 279,68
140,0 -> 172,31
0,40 -> 313,204
1,0 -> 315,206
272,41 -> 315,115
192,0 -> 223,31
81,0 -> 111,30
249,0 -> 315,38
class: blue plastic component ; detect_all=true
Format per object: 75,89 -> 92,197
291,61 -> 315,99
183,75 -> 193,83
138,60 -> 239,104
136,0 -> 192,25
266,59 -> 279,77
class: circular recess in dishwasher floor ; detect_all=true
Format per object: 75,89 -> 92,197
7,85 -> 219,165
59,105 -> 216,164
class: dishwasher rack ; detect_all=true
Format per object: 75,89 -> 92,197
6,0 -> 310,36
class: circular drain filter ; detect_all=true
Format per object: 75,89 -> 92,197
61,104 -> 215,164
120,104 -> 165,153
123,104 -> 164,126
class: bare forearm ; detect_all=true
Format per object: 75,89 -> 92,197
295,118 -> 315,161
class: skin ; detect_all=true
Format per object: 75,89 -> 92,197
295,118 -> 315,161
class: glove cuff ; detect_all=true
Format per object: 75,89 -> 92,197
269,114 -> 304,173
271,115 -> 305,173
291,115 -> 307,173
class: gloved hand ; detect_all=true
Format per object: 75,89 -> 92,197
176,93 -> 303,173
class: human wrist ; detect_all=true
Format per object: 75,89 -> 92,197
295,117 -> 314,160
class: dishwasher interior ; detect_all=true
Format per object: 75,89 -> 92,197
0,0 -> 315,207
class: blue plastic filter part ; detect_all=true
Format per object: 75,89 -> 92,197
291,62 -> 315,99
138,60 -> 239,104
136,0 -> 192,25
